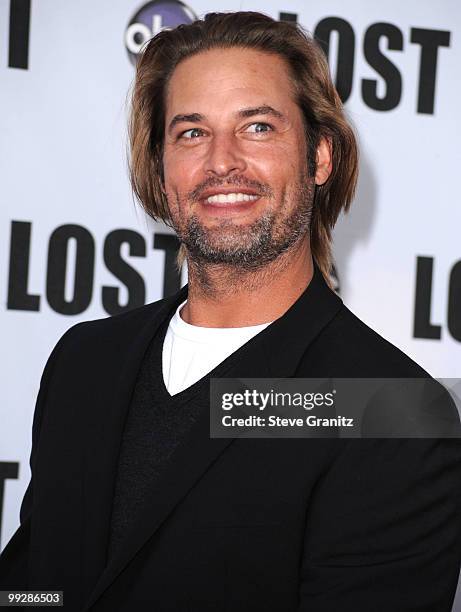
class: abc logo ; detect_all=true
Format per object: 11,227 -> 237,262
125,0 -> 197,64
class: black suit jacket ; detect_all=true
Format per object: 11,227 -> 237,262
1,266 -> 461,611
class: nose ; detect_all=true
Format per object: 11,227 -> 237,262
203,132 -> 247,177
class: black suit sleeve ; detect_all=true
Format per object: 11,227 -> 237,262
0,323 -> 83,589
297,438 -> 461,611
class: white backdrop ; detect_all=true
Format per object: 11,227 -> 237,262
1,0 -> 460,605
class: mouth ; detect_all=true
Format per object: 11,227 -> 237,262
203,192 -> 260,205
198,192 -> 262,217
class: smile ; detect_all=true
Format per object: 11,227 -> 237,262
205,193 -> 259,204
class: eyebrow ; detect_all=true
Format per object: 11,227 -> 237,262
167,105 -> 287,134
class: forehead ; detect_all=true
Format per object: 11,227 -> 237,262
165,47 -> 297,120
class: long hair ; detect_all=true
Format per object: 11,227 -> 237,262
128,11 -> 358,282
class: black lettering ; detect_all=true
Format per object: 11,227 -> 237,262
102,229 -> 146,315
279,12 -> 297,23
362,23 -> 403,111
153,233 -> 182,298
447,261 -> 461,342
46,225 -> 95,315
8,0 -> 31,69
410,28 -> 450,115
7,221 -> 40,311
413,256 -> 442,340
314,17 -> 355,103
0,462 -> 19,549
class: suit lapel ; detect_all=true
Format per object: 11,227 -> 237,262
82,265 -> 343,610
82,339 -> 272,611
80,287 -> 188,602
260,265 -> 343,377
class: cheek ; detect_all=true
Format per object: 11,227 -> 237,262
252,150 -> 301,191
248,139 -> 304,175
163,149 -> 203,193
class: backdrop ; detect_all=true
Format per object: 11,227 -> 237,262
1,0 -> 460,605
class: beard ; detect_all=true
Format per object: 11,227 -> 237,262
171,175 -> 315,272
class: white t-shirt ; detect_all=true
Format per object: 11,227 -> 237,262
162,300 -> 272,396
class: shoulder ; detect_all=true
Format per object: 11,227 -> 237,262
71,296 -> 169,336
34,294 -> 180,401
300,304 -> 430,378
49,294 -> 175,363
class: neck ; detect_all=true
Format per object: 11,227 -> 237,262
181,237 -> 314,327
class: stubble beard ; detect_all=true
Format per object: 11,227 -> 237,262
171,176 -> 315,273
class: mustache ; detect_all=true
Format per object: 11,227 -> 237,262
188,176 -> 274,201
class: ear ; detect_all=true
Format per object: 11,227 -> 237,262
315,136 -> 333,186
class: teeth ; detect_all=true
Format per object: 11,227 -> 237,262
206,192 -> 259,204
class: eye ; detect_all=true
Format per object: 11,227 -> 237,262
245,122 -> 274,134
179,127 -> 204,139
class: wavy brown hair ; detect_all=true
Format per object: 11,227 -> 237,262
128,11 -> 358,282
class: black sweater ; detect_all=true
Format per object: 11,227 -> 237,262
107,315 -> 242,562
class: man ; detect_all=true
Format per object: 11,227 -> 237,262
1,11 -> 460,612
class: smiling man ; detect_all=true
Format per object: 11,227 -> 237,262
162,48 -> 322,293
1,11 -> 460,612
